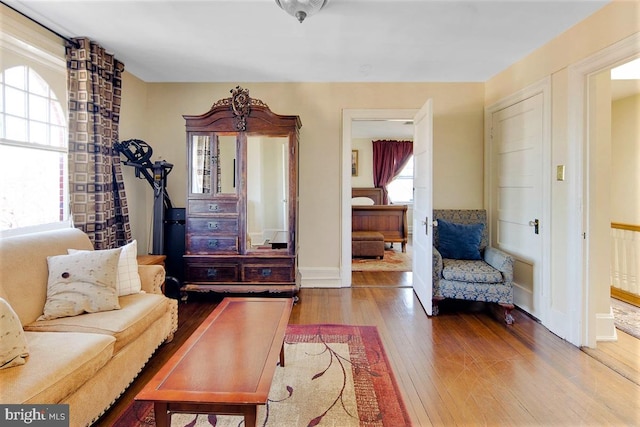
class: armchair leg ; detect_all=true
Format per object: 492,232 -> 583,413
431,298 -> 443,316
499,303 -> 515,325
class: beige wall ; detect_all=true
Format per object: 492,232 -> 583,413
119,82 -> 484,274
611,93 -> 640,225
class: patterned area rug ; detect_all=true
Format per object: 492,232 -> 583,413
114,324 -> 411,427
612,298 -> 640,339
352,249 -> 412,272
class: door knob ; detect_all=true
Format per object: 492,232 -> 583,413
528,219 -> 539,235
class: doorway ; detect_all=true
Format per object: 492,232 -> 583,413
568,32 -> 640,347
341,109 -> 417,288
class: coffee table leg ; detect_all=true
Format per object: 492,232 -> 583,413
244,405 -> 257,427
280,343 -> 285,367
154,402 -> 169,427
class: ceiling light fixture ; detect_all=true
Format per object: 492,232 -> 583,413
275,0 -> 328,23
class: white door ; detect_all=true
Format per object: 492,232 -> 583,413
412,99 -> 434,314
490,94 -> 544,318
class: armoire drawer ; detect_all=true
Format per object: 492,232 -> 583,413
186,262 -> 239,282
188,199 -> 238,215
188,236 -> 238,253
188,217 -> 238,234
243,263 -> 294,283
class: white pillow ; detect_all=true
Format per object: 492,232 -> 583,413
351,197 -> 375,206
69,240 -> 141,296
0,298 -> 29,369
39,248 -> 122,321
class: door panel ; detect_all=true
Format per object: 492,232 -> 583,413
412,99 -> 434,314
491,94 -> 543,317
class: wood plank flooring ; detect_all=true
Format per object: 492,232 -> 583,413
94,285 -> 640,426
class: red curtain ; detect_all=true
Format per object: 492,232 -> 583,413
372,140 -> 413,204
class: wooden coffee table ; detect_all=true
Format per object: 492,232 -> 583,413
136,297 -> 293,427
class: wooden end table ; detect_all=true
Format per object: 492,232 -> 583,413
135,297 -> 293,427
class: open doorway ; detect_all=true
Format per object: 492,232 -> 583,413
341,109 -> 417,288
567,33 -> 640,348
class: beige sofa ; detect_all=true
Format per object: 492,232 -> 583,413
0,228 -> 178,426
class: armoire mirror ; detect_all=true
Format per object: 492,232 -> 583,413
246,135 -> 289,250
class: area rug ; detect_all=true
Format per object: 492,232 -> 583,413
612,298 -> 640,339
352,249 -> 412,272
114,324 -> 411,427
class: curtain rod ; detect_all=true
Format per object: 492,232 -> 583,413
1,1 -> 80,48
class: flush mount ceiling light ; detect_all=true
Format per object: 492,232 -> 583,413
275,0 -> 329,23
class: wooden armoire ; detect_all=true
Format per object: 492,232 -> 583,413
182,87 -> 301,297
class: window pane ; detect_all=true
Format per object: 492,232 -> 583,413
5,116 -> 27,141
29,93 -> 48,122
50,125 -> 66,147
28,69 -> 48,96
50,99 -> 65,126
5,86 -> 26,116
387,178 -> 414,203
29,121 -> 47,144
0,145 -> 66,230
5,67 -> 26,90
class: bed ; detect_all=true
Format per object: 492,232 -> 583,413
351,187 -> 408,252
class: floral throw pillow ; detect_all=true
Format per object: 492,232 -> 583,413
39,248 -> 122,321
0,297 -> 29,369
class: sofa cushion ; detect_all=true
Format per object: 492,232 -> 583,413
0,331 -> 114,404
39,248 -> 122,321
437,219 -> 483,260
25,293 -> 169,353
442,259 -> 503,283
69,240 -> 142,296
0,298 -> 29,369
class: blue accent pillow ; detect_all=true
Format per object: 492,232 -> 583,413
437,219 -> 484,260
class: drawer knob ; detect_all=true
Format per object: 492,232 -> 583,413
207,239 -> 219,248
208,204 -> 220,212
261,268 -> 272,277
207,268 -> 217,278
207,221 -> 219,230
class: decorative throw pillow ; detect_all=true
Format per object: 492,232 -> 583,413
0,298 -> 29,369
437,219 -> 484,260
69,240 -> 141,296
39,248 -> 122,321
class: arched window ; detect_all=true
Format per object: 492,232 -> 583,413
0,65 -> 68,231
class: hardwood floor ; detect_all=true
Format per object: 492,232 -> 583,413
94,287 -> 640,426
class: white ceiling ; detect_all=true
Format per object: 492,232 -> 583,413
4,0 -> 609,83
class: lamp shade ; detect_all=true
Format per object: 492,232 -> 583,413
275,0 -> 328,23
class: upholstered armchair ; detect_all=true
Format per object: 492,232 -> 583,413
432,209 -> 515,324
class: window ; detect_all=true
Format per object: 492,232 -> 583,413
387,155 -> 413,203
0,65 -> 68,231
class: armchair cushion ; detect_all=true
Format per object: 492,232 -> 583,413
437,219 -> 483,260
442,259 -> 503,283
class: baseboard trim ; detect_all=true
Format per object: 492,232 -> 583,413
299,267 -> 343,288
596,307 -> 618,342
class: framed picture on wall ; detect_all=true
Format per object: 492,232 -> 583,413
351,150 -> 359,176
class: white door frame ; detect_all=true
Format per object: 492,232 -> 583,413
567,32 -> 640,348
485,77 -> 552,325
341,109 -> 417,287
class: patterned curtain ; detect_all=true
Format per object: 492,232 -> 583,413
66,38 -> 131,249
372,140 -> 413,205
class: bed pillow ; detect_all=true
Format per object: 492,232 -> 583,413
0,298 -> 29,369
39,248 -> 122,321
351,197 -> 375,206
69,240 -> 141,296
437,219 -> 484,260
